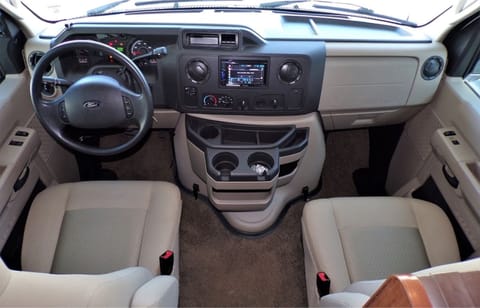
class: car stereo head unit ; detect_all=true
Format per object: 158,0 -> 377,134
219,59 -> 268,88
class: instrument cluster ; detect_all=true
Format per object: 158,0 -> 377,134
72,34 -> 158,66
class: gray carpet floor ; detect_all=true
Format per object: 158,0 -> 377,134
101,128 -> 369,307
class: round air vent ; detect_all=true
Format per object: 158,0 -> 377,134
28,51 -> 53,75
421,56 -> 444,80
186,59 -> 209,83
279,61 -> 302,84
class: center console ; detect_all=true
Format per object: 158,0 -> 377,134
174,113 -> 326,234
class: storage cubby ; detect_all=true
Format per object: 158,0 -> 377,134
187,116 -> 308,182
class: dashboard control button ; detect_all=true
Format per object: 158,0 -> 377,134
184,86 -> 197,96
122,96 -> 134,118
239,98 -> 248,110
183,86 -> 198,107
218,95 -> 233,107
15,131 -> 29,137
58,102 -> 69,123
9,140 -> 23,146
443,130 -> 456,136
272,98 -> 279,108
254,95 -> 283,110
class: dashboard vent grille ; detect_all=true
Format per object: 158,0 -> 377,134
28,51 -> 44,69
220,33 -> 237,46
28,51 -> 53,75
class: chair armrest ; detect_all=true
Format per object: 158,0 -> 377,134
131,276 -> 179,307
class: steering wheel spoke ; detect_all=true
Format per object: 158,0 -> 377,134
120,87 -> 144,122
38,95 -> 69,126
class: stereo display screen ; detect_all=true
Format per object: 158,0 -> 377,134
220,59 -> 268,87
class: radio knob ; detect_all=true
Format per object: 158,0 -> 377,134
279,62 -> 302,84
187,60 -> 209,83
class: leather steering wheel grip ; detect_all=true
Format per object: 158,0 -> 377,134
30,40 -> 153,156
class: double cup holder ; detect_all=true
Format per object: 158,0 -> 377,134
208,148 -> 278,182
198,122 -> 280,181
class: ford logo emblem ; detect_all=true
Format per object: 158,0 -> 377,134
83,100 -> 101,109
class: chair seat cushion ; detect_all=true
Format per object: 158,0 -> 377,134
22,181 -> 182,275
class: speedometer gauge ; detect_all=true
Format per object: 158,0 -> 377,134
130,40 -> 153,57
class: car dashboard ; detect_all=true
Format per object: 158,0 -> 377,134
23,9 -> 447,233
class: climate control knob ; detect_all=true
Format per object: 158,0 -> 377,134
279,62 -> 302,84
187,60 -> 209,83
203,95 -> 218,106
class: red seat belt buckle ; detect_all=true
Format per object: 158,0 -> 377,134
160,250 -> 174,275
316,272 -> 330,297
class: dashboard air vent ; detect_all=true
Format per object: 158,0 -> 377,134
28,51 -> 52,75
421,56 -> 444,80
220,33 -> 237,47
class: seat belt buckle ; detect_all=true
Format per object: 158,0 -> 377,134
316,272 -> 330,297
159,250 -> 174,275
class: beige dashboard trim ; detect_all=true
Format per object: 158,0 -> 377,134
319,42 -> 447,130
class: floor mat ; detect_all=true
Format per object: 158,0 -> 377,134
319,129 -> 369,198
179,193 -> 306,306
101,130 -> 176,182
102,128 -> 369,306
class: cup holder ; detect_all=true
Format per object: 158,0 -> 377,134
212,152 -> 238,176
199,126 -> 220,140
248,152 -> 274,176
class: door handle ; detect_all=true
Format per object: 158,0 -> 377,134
13,166 -> 29,192
442,164 -> 459,189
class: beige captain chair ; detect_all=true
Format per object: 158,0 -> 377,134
302,197 -> 462,306
1,180 -> 182,306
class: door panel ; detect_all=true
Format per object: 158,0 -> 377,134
0,10 -> 78,249
386,77 -> 480,254
0,71 -> 41,249
0,72 -> 33,144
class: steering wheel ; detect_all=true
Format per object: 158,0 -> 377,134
30,40 -> 153,156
